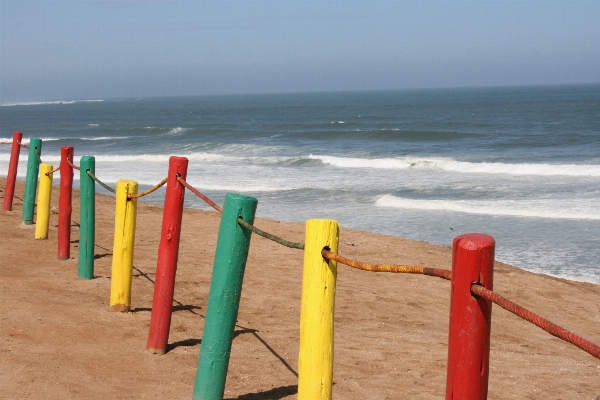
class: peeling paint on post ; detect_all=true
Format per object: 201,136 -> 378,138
193,193 -> 257,400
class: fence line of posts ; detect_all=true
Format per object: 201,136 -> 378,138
1,131 -> 599,400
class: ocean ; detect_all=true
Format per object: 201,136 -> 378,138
1,84 -> 599,283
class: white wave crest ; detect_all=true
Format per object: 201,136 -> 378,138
309,155 -> 600,177
91,152 -> 229,163
376,195 -> 600,220
165,127 -> 190,135
81,136 -> 130,141
0,137 -> 60,144
184,182 -> 286,193
1,99 -> 103,107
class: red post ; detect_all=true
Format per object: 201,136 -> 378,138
58,146 -> 74,260
446,233 -> 495,400
3,132 -> 23,212
146,156 -> 188,354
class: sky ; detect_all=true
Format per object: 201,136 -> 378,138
1,0 -> 599,103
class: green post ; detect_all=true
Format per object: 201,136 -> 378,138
193,193 -> 258,400
78,156 -> 95,279
22,138 -> 42,225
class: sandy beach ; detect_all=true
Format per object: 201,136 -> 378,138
1,176 -> 599,399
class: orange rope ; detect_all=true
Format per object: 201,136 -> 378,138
46,165 -> 61,176
321,250 -> 452,280
128,177 -> 168,199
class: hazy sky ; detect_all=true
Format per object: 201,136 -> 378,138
1,0 -> 599,103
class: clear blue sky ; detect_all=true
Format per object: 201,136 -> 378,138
1,0 -> 599,102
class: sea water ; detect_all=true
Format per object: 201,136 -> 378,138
1,85 -> 599,283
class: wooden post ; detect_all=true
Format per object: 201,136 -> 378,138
3,131 -> 23,212
78,156 -> 95,279
446,233 -> 495,400
22,138 -> 42,224
110,180 -> 138,312
146,156 -> 189,354
35,163 -> 53,239
58,146 -> 74,260
193,193 -> 257,400
298,219 -> 340,400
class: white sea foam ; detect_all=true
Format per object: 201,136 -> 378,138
165,127 -> 190,135
81,136 -> 129,141
184,182 -> 287,193
0,137 -> 60,144
376,195 -> 600,220
1,99 -> 103,107
310,155 -> 600,177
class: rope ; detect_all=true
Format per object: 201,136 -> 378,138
176,176 -> 304,249
236,218 -> 305,250
128,177 -> 168,199
321,250 -> 452,280
86,170 -> 116,194
34,148 -> 42,164
471,284 -> 600,360
323,249 -> 598,359
1,141 -> 28,149
46,165 -> 61,176
176,177 -> 223,212
66,159 -> 80,170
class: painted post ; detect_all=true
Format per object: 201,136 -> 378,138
297,219 -> 340,400
193,193 -> 258,400
58,146 -> 74,260
35,164 -> 53,239
110,180 -> 138,312
78,156 -> 95,279
3,131 -> 23,212
446,233 -> 495,400
146,156 -> 189,354
22,138 -> 42,224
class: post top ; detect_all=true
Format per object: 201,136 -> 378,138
453,233 -> 495,250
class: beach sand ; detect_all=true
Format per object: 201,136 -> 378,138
1,177 -> 599,399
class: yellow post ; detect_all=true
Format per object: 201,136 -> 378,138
35,163 -> 53,239
298,219 -> 340,400
110,180 -> 138,312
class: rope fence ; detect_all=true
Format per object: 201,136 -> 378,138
86,170 -> 116,194
177,176 -> 305,249
471,284 -> 600,359
2,135 -> 599,399
34,147 -> 42,164
322,250 -> 452,280
127,177 -> 168,199
46,165 -> 61,176
1,141 -> 28,148
66,158 -> 80,170
177,176 -> 222,212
